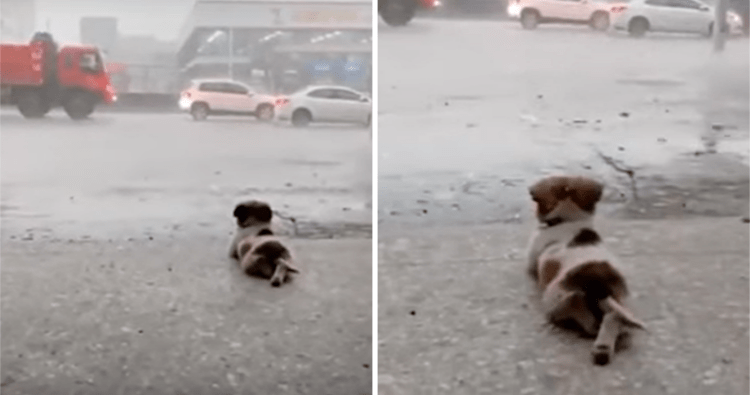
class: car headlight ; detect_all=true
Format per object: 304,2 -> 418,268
727,12 -> 741,25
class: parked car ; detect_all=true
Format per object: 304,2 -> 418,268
178,79 -> 276,121
611,0 -> 745,37
507,0 -> 624,30
275,85 -> 372,128
729,0 -> 749,35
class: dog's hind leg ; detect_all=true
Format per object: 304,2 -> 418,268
592,311 -> 620,365
270,260 -> 289,287
242,253 -> 275,279
546,290 -> 599,337
270,257 -> 299,287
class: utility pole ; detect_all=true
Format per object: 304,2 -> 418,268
713,0 -> 728,52
228,28 -> 234,80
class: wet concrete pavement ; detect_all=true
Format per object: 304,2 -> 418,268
1,112 -> 373,394
378,19 -> 749,395
379,20 -> 749,229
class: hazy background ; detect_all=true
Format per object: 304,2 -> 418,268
32,0 -> 194,43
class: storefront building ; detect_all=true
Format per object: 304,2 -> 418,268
176,0 -> 372,94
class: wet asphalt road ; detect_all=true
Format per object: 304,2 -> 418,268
378,19 -> 749,229
1,111 -> 372,239
1,111 -> 373,394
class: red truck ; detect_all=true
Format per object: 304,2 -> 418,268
379,0 -> 441,26
0,32 -> 116,120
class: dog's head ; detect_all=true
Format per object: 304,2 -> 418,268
233,200 -> 273,228
529,176 -> 603,224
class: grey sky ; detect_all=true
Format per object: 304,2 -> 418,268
35,0 -> 195,44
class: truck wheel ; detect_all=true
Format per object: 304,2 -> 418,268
17,91 -> 49,119
380,0 -> 416,26
64,92 -> 95,120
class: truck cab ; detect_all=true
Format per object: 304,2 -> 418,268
57,46 -> 117,106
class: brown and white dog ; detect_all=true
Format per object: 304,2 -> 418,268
525,175 -> 646,365
229,200 -> 299,287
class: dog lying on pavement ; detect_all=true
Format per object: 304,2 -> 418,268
229,200 -> 299,287
525,175 -> 647,365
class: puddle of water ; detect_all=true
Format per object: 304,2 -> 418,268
616,78 -> 686,87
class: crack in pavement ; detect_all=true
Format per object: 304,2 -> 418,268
596,150 -> 639,201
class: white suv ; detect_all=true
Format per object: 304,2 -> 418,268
508,0 -> 622,31
178,79 -> 277,122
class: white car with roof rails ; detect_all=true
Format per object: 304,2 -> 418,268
274,85 -> 372,128
611,0 -> 745,37
178,79 -> 277,122
507,0 -> 624,31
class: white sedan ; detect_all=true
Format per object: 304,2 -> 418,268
275,86 -> 372,128
611,0 -> 745,37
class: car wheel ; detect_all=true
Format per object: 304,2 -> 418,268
256,104 -> 274,122
705,22 -> 714,38
521,9 -> 540,30
380,0 -> 416,27
63,91 -> 95,120
191,103 -> 209,121
291,109 -> 312,127
590,12 -> 610,31
628,17 -> 649,37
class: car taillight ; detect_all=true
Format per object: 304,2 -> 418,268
182,92 -> 191,99
611,6 -> 627,12
275,98 -> 289,106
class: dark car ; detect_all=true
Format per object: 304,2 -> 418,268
379,0 -> 440,26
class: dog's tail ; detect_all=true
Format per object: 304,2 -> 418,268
562,261 -> 646,331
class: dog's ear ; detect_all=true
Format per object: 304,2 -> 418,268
246,201 -> 273,223
530,177 -> 568,201
233,203 -> 249,221
567,177 -> 604,212
529,177 -> 569,216
529,178 -> 549,202
234,200 -> 273,224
